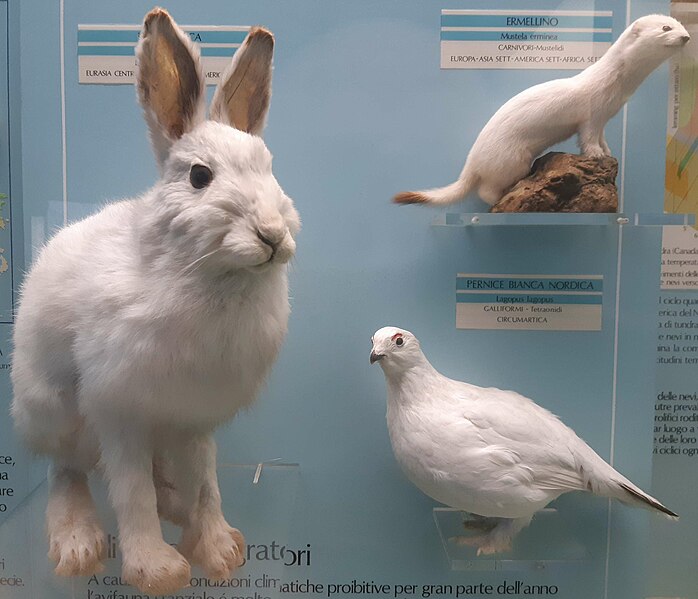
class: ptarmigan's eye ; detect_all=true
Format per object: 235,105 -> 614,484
395,337 -> 404,347
663,25 -> 672,32
190,164 -> 213,189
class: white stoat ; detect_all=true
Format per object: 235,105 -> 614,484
394,14 -> 689,207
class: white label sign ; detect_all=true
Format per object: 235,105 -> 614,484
78,24 -> 250,85
456,274 -> 603,331
441,9 -> 613,70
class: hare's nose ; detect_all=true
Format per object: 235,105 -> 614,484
257,229 -> 280,251
257,219 -> 286,248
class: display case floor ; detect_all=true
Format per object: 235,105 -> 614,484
434,507 -> 590,571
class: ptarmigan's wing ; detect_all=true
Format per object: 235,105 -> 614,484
453,381 -> 589,494
452,381 -> 678,518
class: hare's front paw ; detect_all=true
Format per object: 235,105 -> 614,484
122,541 -> 191,595
179,519 -> 245,579
49,521 -> 106,576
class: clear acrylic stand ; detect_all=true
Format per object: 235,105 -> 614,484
433,507 -> 590,572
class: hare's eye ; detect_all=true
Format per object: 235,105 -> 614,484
395,337 -> 404,347
190,164 -> 213,189
663,25 -> 672,32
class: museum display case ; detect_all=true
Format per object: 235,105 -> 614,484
0,1 -> 696,598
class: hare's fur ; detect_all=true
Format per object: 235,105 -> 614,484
11,10 -> 298,595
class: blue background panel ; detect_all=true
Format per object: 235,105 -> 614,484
0,0 -> 693,598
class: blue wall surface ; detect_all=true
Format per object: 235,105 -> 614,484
1,1 -> 695,598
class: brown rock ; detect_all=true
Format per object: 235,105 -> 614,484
490,152 -> 618,213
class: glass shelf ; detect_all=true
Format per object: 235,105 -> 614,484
432,212 -> 696,227
433,507 -> 590,571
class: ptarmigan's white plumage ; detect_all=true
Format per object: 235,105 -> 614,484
371,326 -> 677,554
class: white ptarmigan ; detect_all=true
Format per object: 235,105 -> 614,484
370,326 -> 678,555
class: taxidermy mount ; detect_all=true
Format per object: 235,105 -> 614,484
11,7 -> 299,594
394,15 -> 689,208
371,327 -> 678,555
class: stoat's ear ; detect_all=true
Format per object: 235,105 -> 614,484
631,20 -> 643,36
209,27 -> 274,136
136,7 -> 206,168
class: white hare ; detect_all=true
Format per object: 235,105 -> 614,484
11,8 -> 299,595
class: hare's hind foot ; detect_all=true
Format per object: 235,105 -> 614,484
179,517 -> 245,580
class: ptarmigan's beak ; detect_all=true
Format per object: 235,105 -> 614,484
370,351 -> 384,364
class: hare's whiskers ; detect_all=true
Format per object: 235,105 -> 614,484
179,247 -> 224,277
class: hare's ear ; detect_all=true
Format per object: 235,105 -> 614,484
136,7 -> 205,167
209,27 -> 274,136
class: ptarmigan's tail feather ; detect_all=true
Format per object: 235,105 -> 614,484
393,166 -> 477,206
578,448 -> 678,519
615,481 -> 679,519
590,463 -> 679,519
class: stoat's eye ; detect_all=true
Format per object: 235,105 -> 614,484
395,337 -> 404,347
662,25 -> 672,32
190,164 -> 213,189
